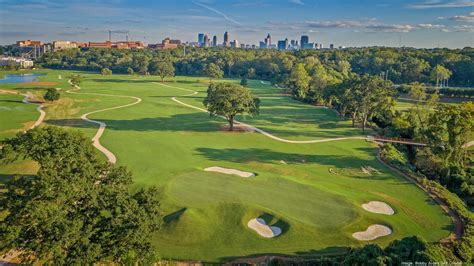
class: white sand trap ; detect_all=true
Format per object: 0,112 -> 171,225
247,218 -> 282,238
352,224 -> 392,241
204,166 -> 255,178
362,201 -> 395,215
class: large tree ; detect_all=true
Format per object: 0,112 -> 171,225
203,82 -> 260,131
0,127 -> 161,264
338,74 -> 394,132
289,63 -> 311,99
151,61 -> 175,82
426,102 -> 474,177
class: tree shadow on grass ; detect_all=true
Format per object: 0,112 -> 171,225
259,212 -> 290,235
195,147 -> 393,179
45,113 -> 220,132
89,78 -> 163,84
0,99 -> 23,104
163,207 -> 187,224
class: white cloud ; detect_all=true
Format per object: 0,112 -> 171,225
366,23 -> 414,32
193,1 -> 242,25
408,0 -> 474,9
453,25 -> 474,32
448,11 -> 474,22
289,0 -> 304,5
417,24 -> 451,32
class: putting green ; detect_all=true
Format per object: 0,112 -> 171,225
0,70 -> 453,262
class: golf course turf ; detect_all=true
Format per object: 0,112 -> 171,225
0,70 -> 453,262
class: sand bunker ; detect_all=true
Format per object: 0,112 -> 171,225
352,224 -> 392,241
362,201 -> 395,215
204,166 -> 255,178
247,218 -> 282,238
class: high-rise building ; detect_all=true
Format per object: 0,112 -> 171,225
259,41 -> 266,49
300,35 -> 309,49
266,33 -> 271,46
277,38 -> 288,50
231,39 -> 239,48
198,33 -> 205,46
212,35 -> 217,47
204,34 -> 210,47
330,44 -> 334,49
223,31 -> 230,47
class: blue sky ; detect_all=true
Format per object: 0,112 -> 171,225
0,0 -> 473,48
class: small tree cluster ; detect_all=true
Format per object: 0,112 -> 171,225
101,68 -> 112,75
43,88 -> 60,102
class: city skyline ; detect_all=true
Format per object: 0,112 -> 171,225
0,0 -> 473,48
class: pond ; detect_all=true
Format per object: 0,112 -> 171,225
0,73 -> 46,84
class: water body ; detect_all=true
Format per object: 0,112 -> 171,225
0,73 -> 46,84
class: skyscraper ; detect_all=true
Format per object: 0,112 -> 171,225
266,33 -> 271,46
212,35 -> 217,47
277,38 -> 288,50
300,35 -> 309,49
198,33 -> 204,46
204,34 -> 210,47
223,31 -> 230,47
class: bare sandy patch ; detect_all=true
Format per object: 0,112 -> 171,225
247,218 -> 281,238
361,166 -> 381,175
362,201 -> 394,215
220,124 -> 255,132
352,224 -> 392,241
204,166 -> 255,178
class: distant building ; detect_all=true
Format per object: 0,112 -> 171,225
89,41 -> 112,48
198,33 -> 205,46
259,41 -> 266,49
231,39 -> 239,48
149,38 -> 180,49
265,33 -> 272,47
0,57 -> 34,68
17,40 -> 43,47
53,41 -> 78,51
223,31 -> 230,47
300,35 -> 309,48
277,38 -> 288,50
329,44 -> 334,49
203,34 -> 210,47
88,41 -> 144,49
212,35 -> 217,47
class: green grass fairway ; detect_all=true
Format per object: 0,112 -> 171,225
0,93 -> 38,139
0,70 -> 453,262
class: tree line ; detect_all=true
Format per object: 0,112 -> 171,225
31,46 -> 474,87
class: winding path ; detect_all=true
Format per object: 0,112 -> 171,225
0,89 -> 45,130
66,81 -> 142,164
154,82 -> 367,144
